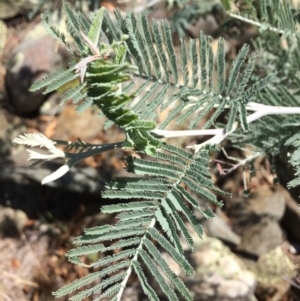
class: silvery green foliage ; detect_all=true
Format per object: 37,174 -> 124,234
166,0 -> 218,38
25,1 -> 288,300
227,0 -> 300,188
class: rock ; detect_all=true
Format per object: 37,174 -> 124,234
225,186 -> 285,256
279,187 -> 300,243
0,109 -> 26,159
249,246 -> 295,301
186,15 -> 219,38
0,163 -> 106,195
54,105 -> 109,141
0,0 -> 39,19
247,189 -> 286,221
0,229 -> 49,300
237,217 -> 283,256
150,231 -> 256,300
201,209 -> 241,246
0,20 -> 7,100
0,161 -> 109,219
121,283 -> 143,301
227,187 -> 286,222
186,236 -> 257,301
5,23 -> 67,116
0,205 -> 28,236
0,20 -> 7,56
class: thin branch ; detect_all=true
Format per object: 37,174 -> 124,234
214,150 -> 261,177
80,30 -> 100,55
151,103 -> 300,151
186,104 -> 300,152
134,0 -> 162,12
66,141 -> 124,165
282,275 -> 300,291
14,134 -> 125,185
229,13 -> 296,36
242,167 -> 248,191
116,217 -> 156,301
151,128 -> 220,138
39,141 -> 124,185
1,271 -> 39,288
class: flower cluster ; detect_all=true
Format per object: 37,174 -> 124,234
13,133 -> 70,184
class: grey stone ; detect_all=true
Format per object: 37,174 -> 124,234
0,20 -> 7,56
246,190 -> 286,221
187,15 -> 219,38
201,209 -> 241,246
0,109 -> 26,159
280,187 -> 300,242
54,106 -> 108,141
250,246 -> 295,301
0,0 -> 39,19
237,217 -> 283,256
226,188 -> 286,223
159,234 -> 256,301
186,236 -> 257,301
0,163 -> 105,195
0,205 -> 28,236
225,187 -> 285,256
216,279 -> 250,299
5,23 -> 67,116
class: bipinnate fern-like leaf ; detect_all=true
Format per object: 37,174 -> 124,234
228,84 -> 300,191
241,3 -> 300,181
30,2 -> 275,158
26,3 -> 279,300
232,85 -> 300,153
103,11 -> 275,132
55,144 -> 228,300
41,14 -> 74,53
29,64 -> 76,93
29,4 -> 162,156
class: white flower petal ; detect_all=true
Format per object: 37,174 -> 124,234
49,148 -> 66,157
42,165 -> 70,185
27,149 -> 65,161
13,133 -> 56,150
34,133 -> 56,150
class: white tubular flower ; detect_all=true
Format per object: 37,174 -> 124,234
42,165 -> 70,185
27,149 -> 65,161
13,133 -> 56,149
13,133 -> 69,184
13,133 -> 66,161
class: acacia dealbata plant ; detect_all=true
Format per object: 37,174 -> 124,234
13,0 -> 300,300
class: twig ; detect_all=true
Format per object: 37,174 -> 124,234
229,13 -> 296,36
134,0 -> 162,12
1,270 -> 39,288
151,128 -> 220,138
215,150 -> 261,178
152,103 -> 300,146
115,217 -> 156,301
188,105 -> 300,153
282,275 -> 300,290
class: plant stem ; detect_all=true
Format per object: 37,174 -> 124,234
151,103 -> 300,152
151,128 -> 220,138
66,141 -> 125,166
229,13 -> 294,36
115,217 -> 156,301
